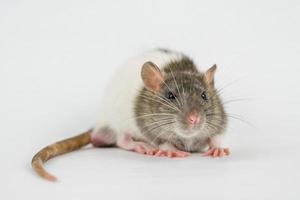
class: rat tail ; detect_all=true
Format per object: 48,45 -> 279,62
31,129 -> 92,182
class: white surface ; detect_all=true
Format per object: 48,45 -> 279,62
1,0 -> 299,200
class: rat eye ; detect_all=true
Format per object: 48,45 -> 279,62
166,91 -> 176,100
201,91 -> 208,101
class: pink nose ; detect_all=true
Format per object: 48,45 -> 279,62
187,112 -> 201,125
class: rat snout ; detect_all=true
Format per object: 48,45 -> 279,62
176,109 -> 204,138
186,111 -> 201,126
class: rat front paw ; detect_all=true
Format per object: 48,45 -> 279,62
202,148 -> 230,157
147,149 -> 191,158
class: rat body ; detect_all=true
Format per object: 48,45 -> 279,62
32,49 -> 229,181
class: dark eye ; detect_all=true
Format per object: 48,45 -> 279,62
201,91 -> 208,101
166,91 -> 176,100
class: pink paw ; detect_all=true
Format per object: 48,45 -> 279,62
202,148 -> 230,158
147,149 -> 191,158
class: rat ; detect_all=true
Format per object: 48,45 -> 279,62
32,49 -> 229,182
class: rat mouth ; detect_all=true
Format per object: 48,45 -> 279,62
178,130 -> 199,138
174,118 -> 207,138
187,123 -> 200,130
174,125 -> 200,138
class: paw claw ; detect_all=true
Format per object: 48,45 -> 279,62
154,150 -> 163,156
224,148 -> 230,155
203,147 -> 230,158
213,148 -> 219,157
167,150 -> 190,158
219,150 -> 225,157
146,149 -> 190,158
128,140 -> 191,158
202,148 -> 214,156
167,151 -> 173,158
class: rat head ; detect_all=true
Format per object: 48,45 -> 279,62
135,60 -> 227,140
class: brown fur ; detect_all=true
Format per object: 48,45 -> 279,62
31,129 -> 92,181
135,57 -> 227,152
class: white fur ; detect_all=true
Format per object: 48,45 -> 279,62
209,134 -> 223,148
93,50 -> 183,140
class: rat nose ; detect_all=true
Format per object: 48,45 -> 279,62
186,111 -> 201,125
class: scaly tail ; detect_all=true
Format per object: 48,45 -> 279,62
31,129 -> 92,182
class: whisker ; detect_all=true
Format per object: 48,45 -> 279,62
226,114 -> 256,128
159,74 -> 182,108
118,113 -> 176,126
140,93 -> 177,109
205,97 -> 251,112
205,121 -> 225,131
154,93 -> 181,111
140,118 -> 175,130
136,113 -> 177,118
212,78 -> 243,98
206,112 -> 255,128
189,71 -> 193,93
169,66 -> 184,106
181,75 -> 186,98
222,98 -> 252,105
141,121 -> 176,137
149,125 -> 174,145
139,94 -> 181,112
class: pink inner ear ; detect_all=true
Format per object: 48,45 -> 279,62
205,65 -> 217,85
205,73 -> 214,85
141,62 -> 164,93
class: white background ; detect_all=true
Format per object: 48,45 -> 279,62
1,0 -> 300,199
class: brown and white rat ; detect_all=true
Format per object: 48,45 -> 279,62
32,49 -> 229,182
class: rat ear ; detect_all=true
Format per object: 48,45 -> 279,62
204,64 -> 217,86
141,61 -> 164,93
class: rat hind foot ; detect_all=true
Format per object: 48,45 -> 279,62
117,134 -> 156,155
91,127 -> 116,147
202,147 -> 230,157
